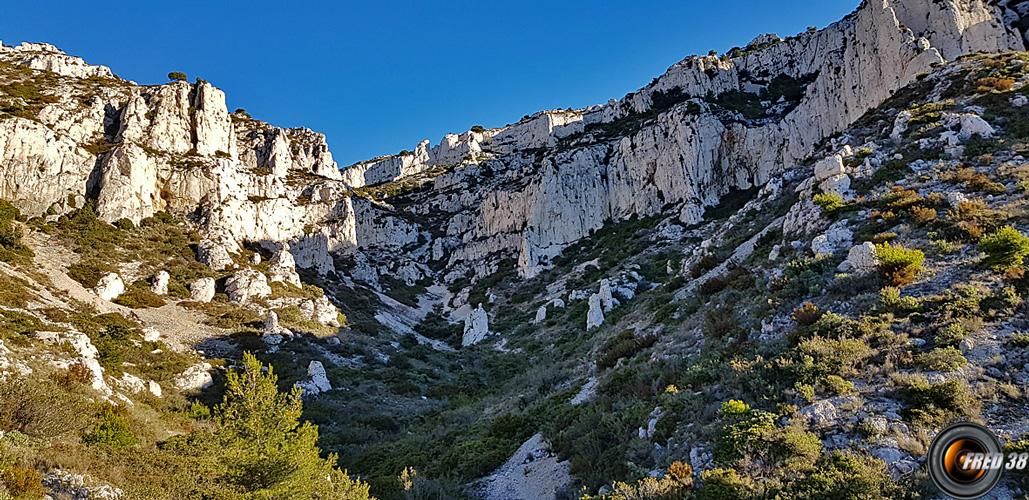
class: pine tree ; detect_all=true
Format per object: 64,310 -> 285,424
206,352 -> 373,499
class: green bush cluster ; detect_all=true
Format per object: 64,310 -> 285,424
979,225 -> 1029,271
597,330 -> 658,370
0,200 -> 32,264
875,242 -> 925,286
81,405 -> 137,448
812,192 -> 845,214
899,378 -> 979,426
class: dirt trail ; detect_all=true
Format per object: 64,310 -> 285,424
25,231 -> 232,355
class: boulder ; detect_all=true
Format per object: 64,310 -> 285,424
462,304 -> 490,346
312,295 -> 341,327
818,173 -> 851,195
174,362 -> 214,392
533,305 -> 548,324
189,277 -> 216,303
142,327 -> 160,342
838,242 -> 879,273
297,360 -> 332,397
798,396 -> 858,428
225,269 -> 271,304
586,293 -> 604,330
197,237 -> 235,272
150,270 -> 170,295
94,273 -> 124,301
811,221 -> 853,255
813,154 -> 845,180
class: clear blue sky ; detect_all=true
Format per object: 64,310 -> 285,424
1,1 -> 857,166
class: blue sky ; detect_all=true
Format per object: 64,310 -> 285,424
2,1 -> 856,166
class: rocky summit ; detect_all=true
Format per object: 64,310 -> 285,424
2,0 -> 1029,498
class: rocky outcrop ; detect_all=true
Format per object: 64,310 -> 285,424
586,293 -> 604,330
462,304 -> 490,346
150,271 -> 169,295
297,360 -> 332,397
94,273 -> 125,302
225,269 -> 271,304
0,42 -> 114,79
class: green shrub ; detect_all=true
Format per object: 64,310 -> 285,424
791,302 -> 823,326
875,242 -> 925,286
697,468 -> 755,499
113,281 -> 166,309
795,337 -> 873,380
0,377 -> 91,437
979,226 -> 1029,271
899,378 -> 979,426
1011,332 -> 1029,347
915,347 -> 968,371
167,71 -> 187,81
879,286 -> 920,313
81,405 -> 137,448
597,330 -> 658,370
67,259 -> 118,289
595,461 -> 694,500
714,400 -> 775,464
812,192 -> 845,214
785,451 -> 899,498
0,463 -> 44,499
936,323 -> 970,346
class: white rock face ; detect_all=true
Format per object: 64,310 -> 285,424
462,304 -> 490,346
297,360 -> 332,397
150,271 -> 170,295
838,242 -> 879,273
225,269 -> 271,304
37,331 -> 111,396
190,277 -> 216,302
142,327 -> 161,342
174,362 -> 214,392
94,273 -> 125,301
586,293 -> 604,330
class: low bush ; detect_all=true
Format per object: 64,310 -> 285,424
597,330 -> 658,370
785,451 -> 899,498
812,192 -> 845,214
791,302 -> 823,326
696,468 -> 755,498
81,405 -> 137,448
936,323 -> 970,346
915,347 -> 968,371
875,242 -> 925,286
795,337 -> 873,380
0,200 -> 32,264
899,378 -> 979,426
979,226 -> 1029,271
0,463 -> 44,499
113,281 -> 166,308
